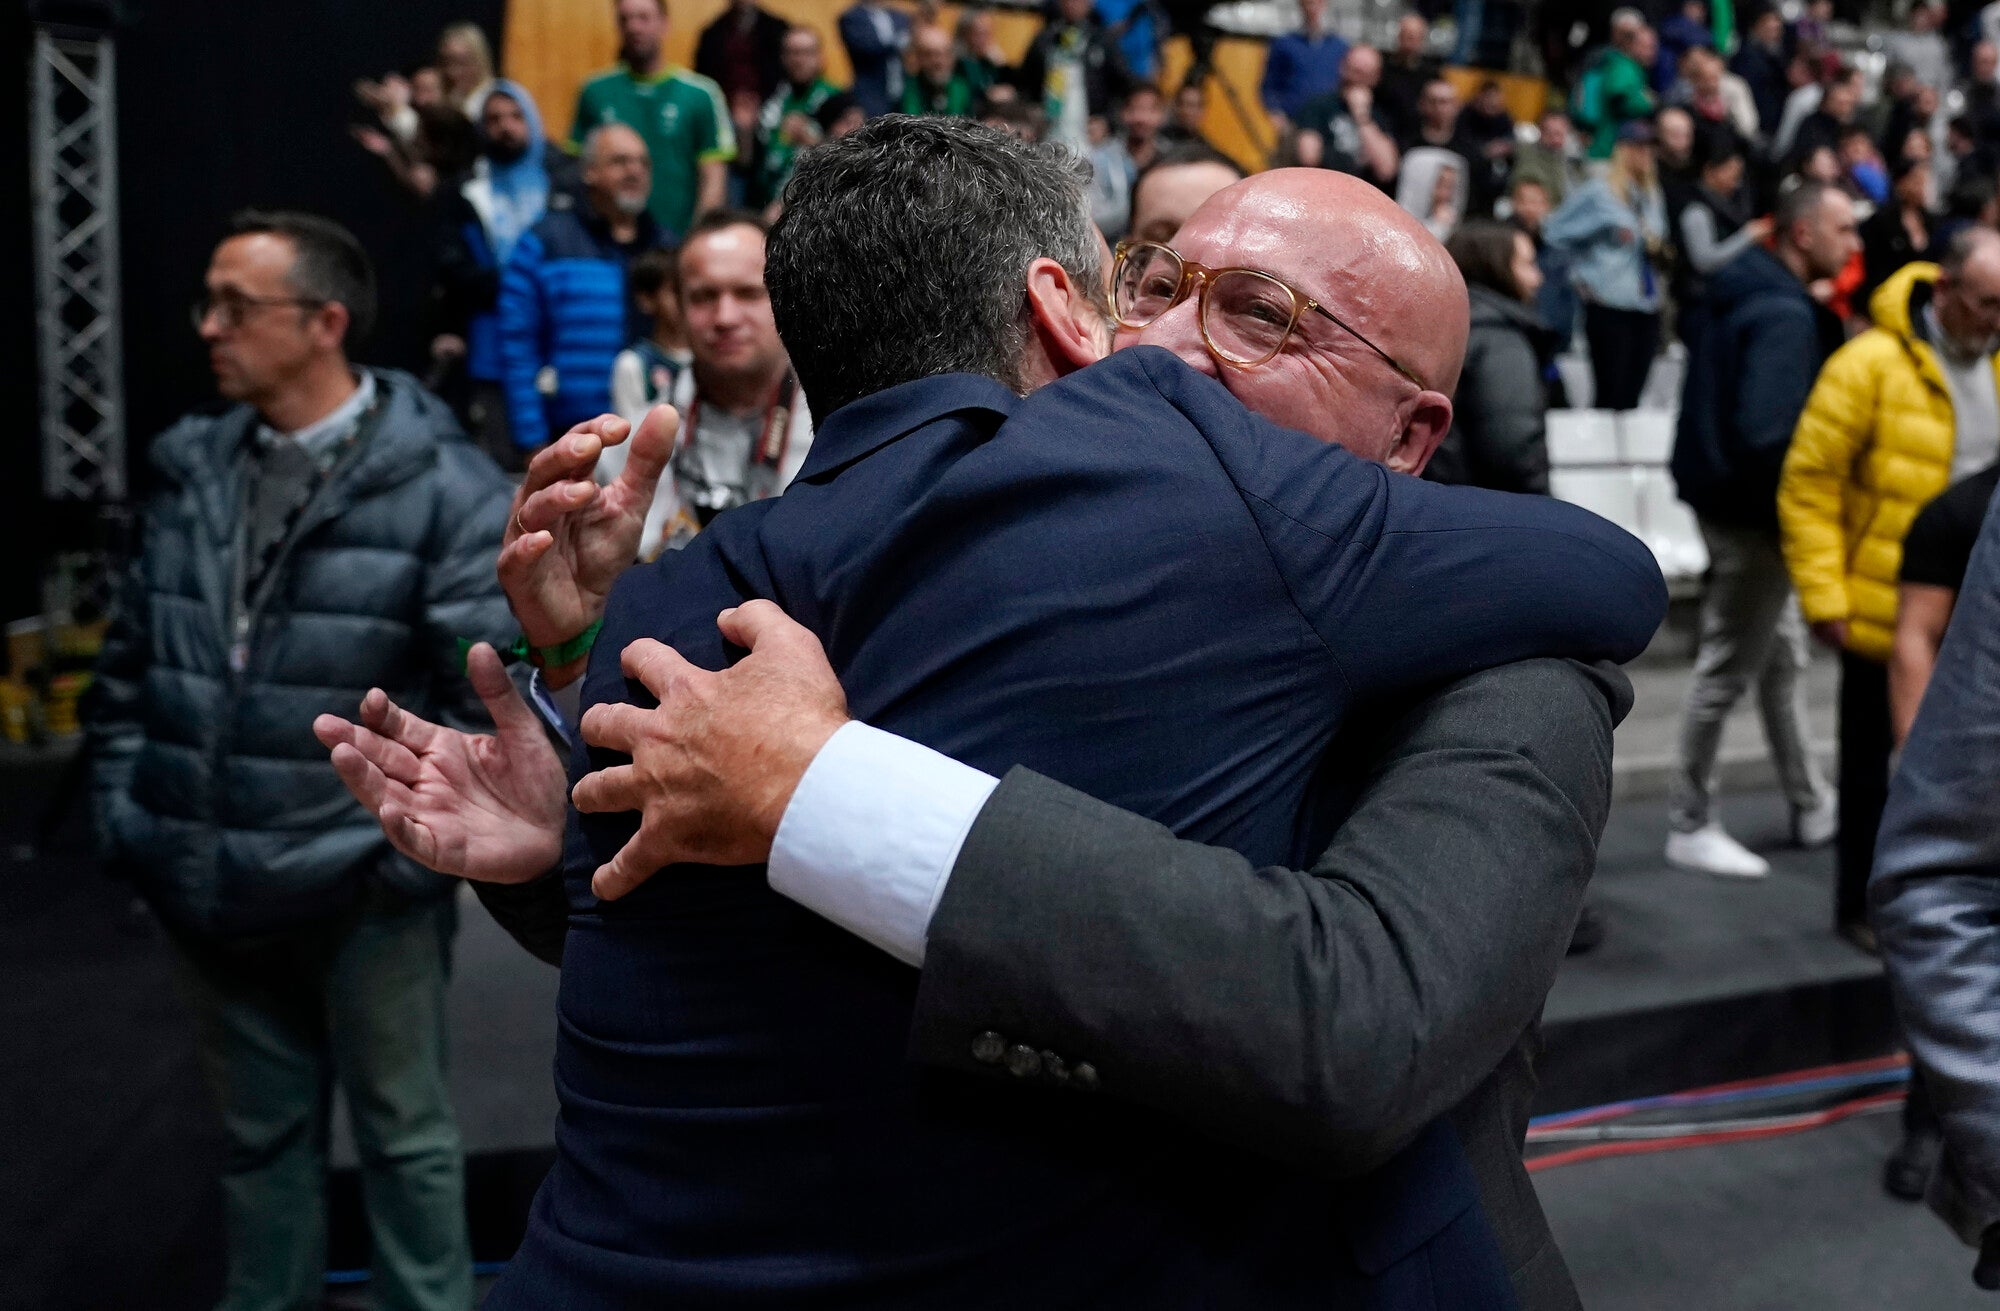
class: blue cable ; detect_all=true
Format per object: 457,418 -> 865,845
324,1260 -> 509,1285
1529,1066 -> 1908,1129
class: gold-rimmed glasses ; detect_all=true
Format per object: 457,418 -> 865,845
1110,239 -> 1425,387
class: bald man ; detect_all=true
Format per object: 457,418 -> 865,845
329,128 -> 1655,1309
1125,143 -> 1244,243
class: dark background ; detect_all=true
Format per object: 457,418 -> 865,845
6,0 -> 508,624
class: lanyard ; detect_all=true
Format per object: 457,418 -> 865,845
680,368 -> 797,475
226,401 -> 380,674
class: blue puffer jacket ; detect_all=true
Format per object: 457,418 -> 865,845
497,199 -> 668,450
86,370 -> 516,940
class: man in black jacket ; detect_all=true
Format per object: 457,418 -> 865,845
86,211 -> 515,1311
1666,179 -> 1859,877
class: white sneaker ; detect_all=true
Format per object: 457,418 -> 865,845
1666,824 -> 1771,879
1794,797 -> 1838,849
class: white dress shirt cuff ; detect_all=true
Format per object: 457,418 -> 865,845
767,721 -> 1000,967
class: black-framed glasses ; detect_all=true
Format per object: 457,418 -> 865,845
190,291 -> 326,333
1110,240 -> 1425,387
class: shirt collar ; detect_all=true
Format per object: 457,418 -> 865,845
794,372 -> 1018,482
255,369 -> 376,465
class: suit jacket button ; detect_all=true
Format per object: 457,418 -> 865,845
1006,1044 -> 1043,1078
972,1031 -> 1007,1064
1042,1051 -> 1068,1082
1072,1061 -> 1099,1091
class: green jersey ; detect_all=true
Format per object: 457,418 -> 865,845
754,77 -> 840,207
572,65 -> 735,237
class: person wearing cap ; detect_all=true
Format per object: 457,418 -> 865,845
1544,117 -> 1668,409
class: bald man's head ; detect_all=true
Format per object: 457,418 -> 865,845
1122,168 -> 1465,473
1936,225 -> 2000,350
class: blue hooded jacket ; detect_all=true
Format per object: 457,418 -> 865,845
454,79 -> 551,386
1671,245 -> 1843,529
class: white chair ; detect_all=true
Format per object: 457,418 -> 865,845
1635,468 -> 1710,580
1618,409 -> 1676,465
1546,409 -> 1621,467
1551,468 -> 1645,541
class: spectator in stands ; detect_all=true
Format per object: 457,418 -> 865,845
500,124 -> 671,452
610,246 -> 691,433
954,7 -> 1014,100
351,75 -> 479,202
597,211 -> 812,558
1544,119 -> 1667,410
1460,79 -> 1518,177
1840,125 -> 1890,209
1667,180 -> 1858,878
1375,12 -> 1440,146
1509,108 -> 1584,208
1161,80 -> 1216,149
1652,0 -> 1713,93
903,24 -> 978,117
978,93 -> 1040,142
1293,47 -> 1399,190
1886,0 -> 1954,96
818,90 -> 869,141
1406,77 -> 1499,213
1510,174 -> 1580,343
437,22 -> 497,118
1772,49 -> 1836,165
573,0 -> 733,238
1862,156 -> 1934,307
1095,0 -> 1159,83
1673,46 -> 1760,145
1429,219 -> 1555,493
1403,155 -> 1466,241
1731,7 -> 1789,148
695,0 -> 788,109
838,0 -> 911,118
1673,128 -> 1769,293
1961,42 -> 2000,138
1089,83 -> 1165,236
1260,0 -> 1347,133
1780,227 -> 2000,948
1573,9 -> 1658,162
1125,143 -> 1244,243
753,28 -> 840,211
1655,104 -> 1700,203
88,209 -> 512,1311
434,82 -> 568,470
1787,65 -> 1862,174
1018,0 -> 1133,149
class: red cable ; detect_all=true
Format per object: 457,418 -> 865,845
1526,1090 -> 1906,1174
1535,1053 -> 1911,1130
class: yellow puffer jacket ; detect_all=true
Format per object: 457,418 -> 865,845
1778,262 -> 1984,661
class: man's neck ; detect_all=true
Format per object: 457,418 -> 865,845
594,198 -> 640,243
626,49 -> 664,78
694,358 -> 786,412
258,361 -> 358,434
1776,242 -> 1815,287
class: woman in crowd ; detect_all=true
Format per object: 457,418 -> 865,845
1674,128 -> 1772,299
1861,155 -> 1932,307
1427,219 -> 1558,494
1545,118 -> 1668,409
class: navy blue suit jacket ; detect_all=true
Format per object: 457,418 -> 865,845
491,348 -> 1665,1308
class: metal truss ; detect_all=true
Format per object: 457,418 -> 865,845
32,25 -> 125,503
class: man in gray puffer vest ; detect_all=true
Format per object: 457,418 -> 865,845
85,210 -> 514,1311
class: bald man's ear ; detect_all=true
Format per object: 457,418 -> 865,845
1384,391 -> 1453,477
1024,256 -> 1110,381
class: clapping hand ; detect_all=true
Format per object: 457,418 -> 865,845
499,405 -> 678,686
314,643 -> 568,884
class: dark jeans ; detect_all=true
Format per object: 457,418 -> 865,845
1837,650 -> 1893,928
1583,302 -> 1661,411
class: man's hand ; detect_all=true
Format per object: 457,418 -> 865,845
571,601 -> 850,900
498,405 -> 677,686
1811,619 -> 1850,651
313,643 -> 568,884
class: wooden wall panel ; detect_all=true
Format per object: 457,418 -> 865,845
502,0 -> 1273,167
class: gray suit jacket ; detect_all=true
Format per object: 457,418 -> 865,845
909,658 -> 1628,1311
477,657 -> 1625,1310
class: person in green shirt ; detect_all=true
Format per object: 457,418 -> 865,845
572,0 -> 735,237
900,24 -> 977,118
754,27 -> 841,209
1574,10 -> 1658,161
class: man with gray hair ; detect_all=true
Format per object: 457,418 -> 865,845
325,117 -> 1662,1307
497,121 -> 670,450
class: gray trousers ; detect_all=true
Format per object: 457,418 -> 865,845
1669,520 -> 1830,832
